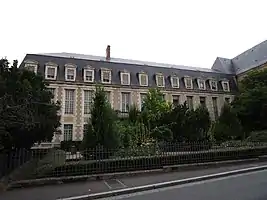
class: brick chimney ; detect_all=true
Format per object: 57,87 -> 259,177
106,45 -> 111,61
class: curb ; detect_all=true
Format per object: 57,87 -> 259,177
6,157 -> 267,190
58,164 -> 267,200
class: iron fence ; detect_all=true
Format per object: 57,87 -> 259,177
1,141 -> 267,183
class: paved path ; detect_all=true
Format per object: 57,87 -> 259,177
116,169 -> 267,200
1,162 -> 267,200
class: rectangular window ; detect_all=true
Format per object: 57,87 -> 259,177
140,93 -> 147,110
156,75 -> 165,87
47,67 -> 56,79
171,77 -> 179,88
121,92 -> 130,112
25,64 -> 37,73
64,124 -> 73,141
139,74 -> 148,86
187,96 -> 194,110
64,89 -> 75,114
172,95 -> 180,106
66,68 -> 75,80
222,82 -> 230,92
212,97 -> 218,119
84,90 -> 94,114
198,79 -> 206,90
84,70 -> 94,82
102,71 -> 111,83
200,96 -> 206,107
121,73 -> 130,85
210,80 -> 218,91
83,124 -> 88,135
185,78 -> 193,89
105,91 -> 111,103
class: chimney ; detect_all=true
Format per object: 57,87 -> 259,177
106,45 -> 111,61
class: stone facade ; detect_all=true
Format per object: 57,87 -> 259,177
48,82 -> 235,142
21,40 -> 267,145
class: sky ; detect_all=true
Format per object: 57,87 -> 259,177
1,0 -> 267,69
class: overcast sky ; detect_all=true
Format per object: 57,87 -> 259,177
1,0 -> 267,68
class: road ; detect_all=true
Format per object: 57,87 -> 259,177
0,162 -> 267,200
114,169 -> 267,200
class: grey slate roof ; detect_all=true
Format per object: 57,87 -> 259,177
212,40 -> 267,75
21,53 -> 238,93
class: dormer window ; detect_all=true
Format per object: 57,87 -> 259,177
184,76 -> 193,89
84,69 -> 94,82
120,72 -> 130,85
139,72 -> 148,86
101,69 -> 111,84
65,64 -> 76,81
197,79 -> 206,90
171,76 -> 179,88
156,73 -> 165,87
209,79 -> 218,91
24,60 -> 38,74
222,80 -> 230,92
45,63 -> 57,80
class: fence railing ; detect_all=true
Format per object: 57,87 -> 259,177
1,141 -> 267,183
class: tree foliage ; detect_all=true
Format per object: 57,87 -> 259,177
82,86 -> 120,150
141,88 -> 171,130
183,105 -> 211,142
0,59 -> 61,151
213,103 -> 242,142
232,69 -> 267,132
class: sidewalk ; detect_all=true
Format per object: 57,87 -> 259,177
1,161 -> 267,200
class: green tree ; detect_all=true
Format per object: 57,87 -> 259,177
232,69 -> 267,133
0,59 -> 61,151
82,86 -> 120,151
213,103 -> 243,142
183,105 -> 211,142
141,88 -> 171,130
160,103 -> 188,142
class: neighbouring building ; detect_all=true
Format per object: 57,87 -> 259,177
20,40 -> 267,146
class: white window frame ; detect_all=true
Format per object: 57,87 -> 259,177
83,90 -> 94,115
24,63 -> 38,74
45,65 -> 57,80
209,80 -> 218,91
197,79 -> 206,90
121,92 -> 131,112
171,76 -> 179,88
65,64 -> 77,81
63,124 -> 73,141
64,89 -> 75,115
101,69 -> 112,84
156,74 -> 165,87
140,93 -> 147,110
222,81 -> 230,92
84,69 -> 94,83
120,72 -> 130,85
172,95 -> 180,105
139,73 -> 148,86
184,77 -> 193,89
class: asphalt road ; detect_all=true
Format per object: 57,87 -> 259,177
0,162 -> 267,200
115,169 -> 267,200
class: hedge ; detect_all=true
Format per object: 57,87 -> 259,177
42,146 -> 267,178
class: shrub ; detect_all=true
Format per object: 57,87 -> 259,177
213,103 -> 243,143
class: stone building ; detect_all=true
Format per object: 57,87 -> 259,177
20,40 -> 267,145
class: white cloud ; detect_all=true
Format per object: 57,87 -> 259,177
1,0 -> 267,68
